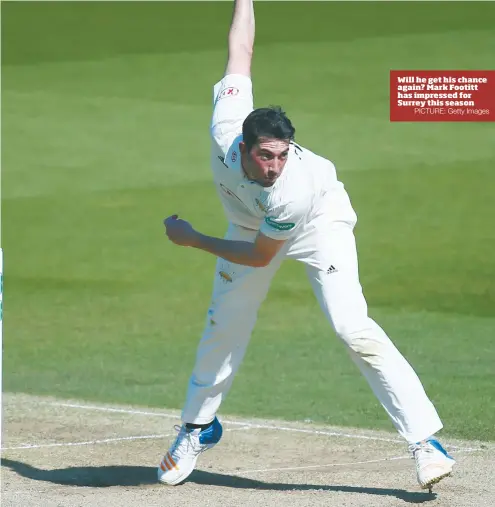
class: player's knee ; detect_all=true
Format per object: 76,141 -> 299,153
191,361 -> 234,388
332,318 -> 366,344
335,323 -> 391,365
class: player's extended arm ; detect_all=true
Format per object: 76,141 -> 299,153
164,216 -> 285,268
225,0 -> 255,77
193,231 -> 284,268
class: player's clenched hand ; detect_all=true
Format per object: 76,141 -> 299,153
163,215 -> 199,247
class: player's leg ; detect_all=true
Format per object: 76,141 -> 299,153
158,223 -> 284,485
185,0 -> 260,427
182,226 -> 284,425
294,221 -> 443,441
287,211 -> 454,489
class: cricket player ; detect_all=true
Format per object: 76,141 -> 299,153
159,0 -> 455,491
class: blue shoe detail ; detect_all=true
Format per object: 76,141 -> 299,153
425,438 -> 455,460
199,417 -> 223,445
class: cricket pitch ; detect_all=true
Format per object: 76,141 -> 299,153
1,393 -> 493,507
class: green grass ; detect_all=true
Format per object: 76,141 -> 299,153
2,1 -> 495,441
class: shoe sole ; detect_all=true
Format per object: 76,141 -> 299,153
420,470 -> 453,492
158,460 -> 197,486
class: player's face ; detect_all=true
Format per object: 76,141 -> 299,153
241,138 -> 290,187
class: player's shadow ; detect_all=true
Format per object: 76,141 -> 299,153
1,459 -> 435,503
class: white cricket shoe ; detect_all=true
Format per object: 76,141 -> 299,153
409,438 -> 455,491
158,417 -> 223,486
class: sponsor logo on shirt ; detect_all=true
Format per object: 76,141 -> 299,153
231,151 -> 237,163
255,198 -> 267,213
264,216 -> 295,231
219,271 -> 233,283
217,87 -> 240,100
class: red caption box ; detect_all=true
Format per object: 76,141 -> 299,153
390,70 -> 495,122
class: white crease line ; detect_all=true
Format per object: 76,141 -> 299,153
0,426 -> 250,452
237,456 -> 408,475
41,402 -> 494,452
235,447 -> 487,476
48,403 -> 180,420
46,402 -> 403,444
1,433 -> 174,451
242,423 -> 401,443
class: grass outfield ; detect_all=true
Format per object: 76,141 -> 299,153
2,2 -> 494,441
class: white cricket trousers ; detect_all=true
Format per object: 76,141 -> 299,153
181,194 -> 443,444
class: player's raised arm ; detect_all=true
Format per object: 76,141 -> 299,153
225,0 -> 255,78
211,0 -> 256,154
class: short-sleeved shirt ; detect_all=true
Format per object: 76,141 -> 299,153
210,74 -> 345,240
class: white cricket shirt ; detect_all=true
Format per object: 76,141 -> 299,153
210,74 -> 349,240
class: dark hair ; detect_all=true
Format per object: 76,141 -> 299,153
242,106 -> 295,152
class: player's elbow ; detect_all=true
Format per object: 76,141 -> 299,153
228,42 -> 253,58
228,16 -> 255,55
251,259 -> 269,268
251,253 -> 273,268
